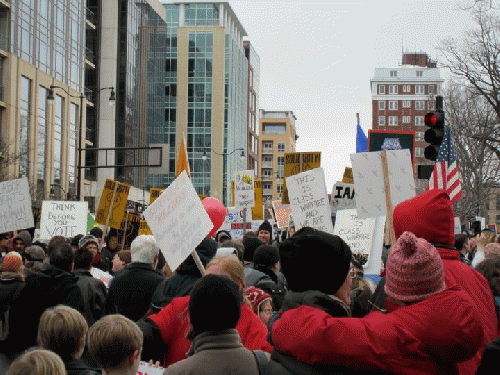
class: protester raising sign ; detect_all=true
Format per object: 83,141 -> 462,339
235,170 -> 255,208
40,201 -> 88,239
286,168 -> 334,233
0,177 -> 34,233
143,171 -> 213,272
95,179 -> 130,229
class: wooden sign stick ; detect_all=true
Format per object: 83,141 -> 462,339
380,150 -> 396,246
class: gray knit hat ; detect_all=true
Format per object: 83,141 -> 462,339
25,245 -> 46,261
78,235 -> 99,250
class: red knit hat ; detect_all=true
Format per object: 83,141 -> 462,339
393,189 -> 455,246
385,231 -> 445,303
245,287 -> 272,315
2,252 -> 23,273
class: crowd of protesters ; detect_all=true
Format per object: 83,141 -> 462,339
1,188 -> 500,374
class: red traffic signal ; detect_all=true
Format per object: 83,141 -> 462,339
424,96 -> 445,161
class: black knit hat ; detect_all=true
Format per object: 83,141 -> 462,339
189,275 -> 241,334
258,221 -> 272,235
243,236 -> 264,262
279,230 -> 352,295
253,245 -> 279,267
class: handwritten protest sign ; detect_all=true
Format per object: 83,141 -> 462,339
252,179 -> 263,220
143,171 -> 212,271
219,207 -> 252,239
286,168 -> 334,233
235,170 -> 255,208
0,177 -> 34,233
95,179 -> 130,229
272,201 -> 292,229
137,362 -> 164,375
149,188 -> 163,204
40,201 -> 88,239
283,152 -> 321,204
331,181 -> 356,213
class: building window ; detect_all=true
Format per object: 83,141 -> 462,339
416,71 -> 423,77
415,116 -> 424,126
390,70 -> 397,77
378,101 -> 386,110
389,85 -> 398,94
263,123 -> 286,134
277,156 -> 284,178
277,143 -> 285,152
416,85 -> 424,94
402,100 -> 411,108
277,184 -> 283,194
378,116 -> 386,126
263,155 -> 272,163
429,101 -> 436,111
262,142 -> 273,152
19,76 -> 31,177
262,169 -> 272,178
415,147 -> 423,157
389,101 -> 398,110
402,116 -> 411,124
428,85 -> 436,94
403,85 -> 410,93
415,101 -> 425,110
378,85 -> 385,94
388,116 -> 398,126
416,131 -> 424,141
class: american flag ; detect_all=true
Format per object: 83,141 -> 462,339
427,126 -> 463,204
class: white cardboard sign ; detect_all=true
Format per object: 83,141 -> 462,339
0,177 -> 34,233
137,362 -> 164,375
143,171 -> 213,272
40,201 -> 88,239
286,167 -> 334,233
331,181 -> 356,213
350,149 -> 415,218
235,170 -> 255,208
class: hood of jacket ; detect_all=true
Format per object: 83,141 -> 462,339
393,189 -> 455,246
176,237 -> 217,275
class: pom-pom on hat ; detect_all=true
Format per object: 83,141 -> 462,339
245,287 -> 272,315
2,252 -> 23,273
189,275 -> 241,334
253,245 -> 279,267
385,231 -> 445,303
279,230 -> 352,295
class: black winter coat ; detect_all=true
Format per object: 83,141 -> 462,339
73,269 -> 107,325
64,358 -> 101,375
105,262 -> 164,321
244,265 -> 287,310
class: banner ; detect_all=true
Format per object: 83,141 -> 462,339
252,179 -> 263,220
272,201 -> 292,229
95,179 -> 130,229
286,167 -> 333,233
235,170 -> 255,208
143,171 -> 212,271
40,201 -> 88,239
283,152 -> 321,204
0,177 -> 34,233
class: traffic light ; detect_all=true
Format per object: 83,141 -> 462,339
424,96 -> 445,161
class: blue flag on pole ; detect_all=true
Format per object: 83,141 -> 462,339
356,121 -> 368,153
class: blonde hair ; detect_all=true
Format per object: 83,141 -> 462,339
37,305 -> 88,360
88,314 -> 143,370
206,255 -> 245,287
7,348 -> 66,375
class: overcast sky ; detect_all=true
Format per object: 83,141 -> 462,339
227,0 -> 475,190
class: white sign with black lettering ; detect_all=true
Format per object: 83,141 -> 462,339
235,170 -> 255,208
286,168 -> 334,233
334,209 -> 377,255
40,201 -> 88,239
0,177 -> 34,233
331,181 -> 356,213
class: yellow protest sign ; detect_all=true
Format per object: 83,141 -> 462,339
252,179 -> 263,220
231,180 -> 235,207
149,188 -> 163,205
138,220 -> 153,235
95,179 -> 130,229
282,152 -> 321,204
342,167 -> 353,184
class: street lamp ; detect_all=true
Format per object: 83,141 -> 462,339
47,85 -> 115,201
202,147 -> 245,161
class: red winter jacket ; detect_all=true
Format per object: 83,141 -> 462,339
271,286 -> 483,374
392,189 -> 498,375
149,295 -> 272,367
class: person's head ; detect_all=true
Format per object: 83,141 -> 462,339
480,229 -> 496,244
130,235 -> 159,265
242,236 -> 263,263
24,245 -> 45,262
219,240 -> 244,261
189,274 -> 241,337
1,251 -> 23,273
89,227 -> 104,242
393,189 -> 455,246
7,348 -> 66,375
279,230 -> 352,305
206,255 -> 245,293
253,244 -> 280,272
37,305 -> 88,360
112,250 -> 132,273
74,248 -> 94,270
47,236 -> 67,258
484,243 -> 500,259
70,234 -> 84,252
0,232 -> 10,249
245,286 -> 273,325
87,314 -> 143,373
475,256 -> 500,297
216,230 -> 232,245
78,235 -> 99,259
454,234 -> 470,253
50,243 -> 74,272
13,231 -> 31,254
385,231 -> 445,304
257,221 -> 273,244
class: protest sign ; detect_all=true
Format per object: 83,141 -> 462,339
286,168 -> 334,233
219,207 -> 252,239
252,179 -> 263,220
235,170 -> 255,208
342,167 -> 353,184
143,171 -> 212,272
40,201 -> 88,239
95,179 -> 130,229
454,217 -> 462,234
0,177 -> 34,233
137,362 -> 164,375
283,152 -> 321,204
138,220 -> 153,235
331,181 -> 356,213
272,201 -> 292,229
149,188 -> 163,204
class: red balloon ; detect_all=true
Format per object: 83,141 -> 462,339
202,197 -> 227,237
